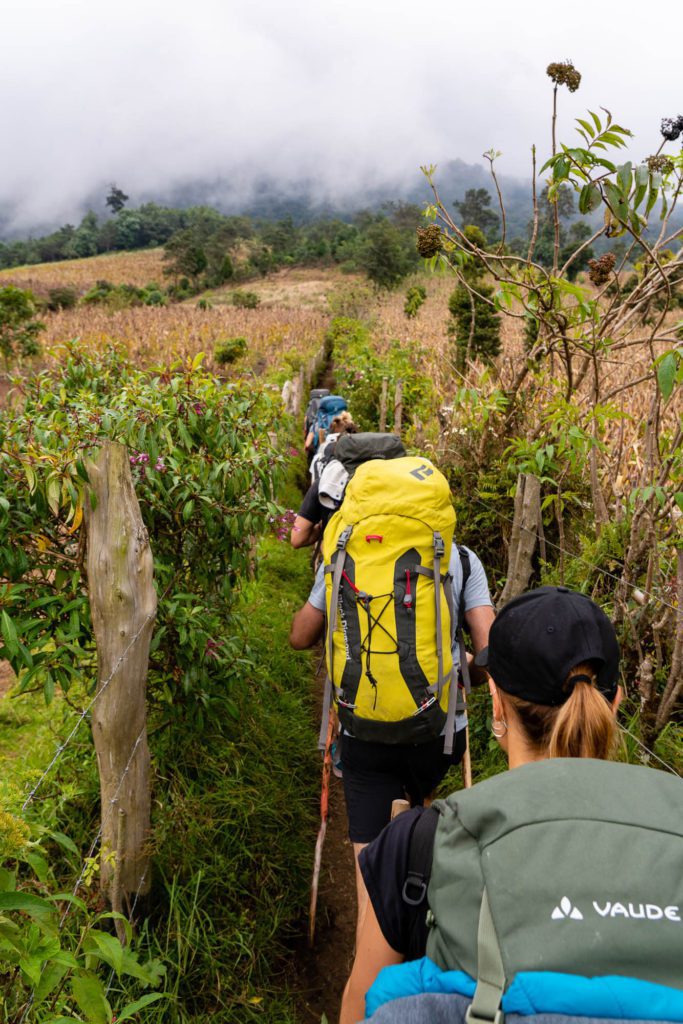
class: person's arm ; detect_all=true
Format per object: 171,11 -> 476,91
290,515 -> 321,549
289,601 -> 324,650
464,603 -> 495,686
340,900 -> 403,1024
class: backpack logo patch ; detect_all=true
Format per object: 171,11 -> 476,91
410,464 -> 434,481
551,896 -> 583,920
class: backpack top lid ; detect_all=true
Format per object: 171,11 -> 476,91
333,455 -> 455,535
427,758 -> 683,992
335,432 -> 406,473
308,388 -> 330,401
318,394 -> 347,416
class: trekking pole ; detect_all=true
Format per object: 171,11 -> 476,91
460,686 -> 473,789
309,705 -> 335,946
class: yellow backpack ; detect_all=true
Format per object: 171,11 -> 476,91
322,456 -> 457,748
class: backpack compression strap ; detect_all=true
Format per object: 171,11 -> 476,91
319,525 -> 353,751
433,532 -> 446,702
402,805 -> 440,961
442,547 -> 473,753
465,888 -> 506,1024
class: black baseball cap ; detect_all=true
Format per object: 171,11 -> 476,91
473,586 -> 620,706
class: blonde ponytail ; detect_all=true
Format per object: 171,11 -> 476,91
504,661 -> 617,761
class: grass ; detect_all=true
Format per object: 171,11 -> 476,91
125,463 -> 320,1023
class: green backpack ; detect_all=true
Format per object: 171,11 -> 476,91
425,758 -> 683,1018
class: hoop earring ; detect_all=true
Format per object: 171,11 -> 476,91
491,717 -> 508,739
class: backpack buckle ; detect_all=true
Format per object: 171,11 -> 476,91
433,532 -> 445,558
401,873 -> 428,906
465,1009 -> 504,1024
337,526 -> 353,550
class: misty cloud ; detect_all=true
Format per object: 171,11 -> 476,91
1,0 -> 680,232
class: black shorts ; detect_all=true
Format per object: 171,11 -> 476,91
340,729 -> 467,844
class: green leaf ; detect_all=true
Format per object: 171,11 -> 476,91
657,351 -> 677,400
71,972 -> 112,1024
553,156 -> 570,181
0,892 -> 54,920
85,929 -> 124,974
33,962 -> 70,1006
579,183 -> 601,214
674,493 -> 683,513
635,163 -> 649,187
1,611 -> 19,658
617,161 -> 632,194
24,851 -> 49,883
590,110 -> 602,133
0,868 -> 16,892
113,993 -> 168,1021
577,117 -> 595,139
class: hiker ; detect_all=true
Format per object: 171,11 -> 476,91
339,587 -> 683,1024
289,421 -> 364,550
310,411 -> 357,484
290,451 -> 494,949
304,393 -> 348,455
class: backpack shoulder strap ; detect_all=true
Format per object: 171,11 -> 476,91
402,806 -> 440,961
456,545 -> 471,636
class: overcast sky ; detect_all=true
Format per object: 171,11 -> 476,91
1,0 -> 680,232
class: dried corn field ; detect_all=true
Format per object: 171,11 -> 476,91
0,249 -> 166,294
362,271 -> 680,488
42,302 -> 328,379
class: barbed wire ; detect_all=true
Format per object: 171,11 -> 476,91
466,491 -> 679,615
17,729 -> 148,1024
618,723 -> 681,777
21,608 -> 157,812
59,725 -> 147,929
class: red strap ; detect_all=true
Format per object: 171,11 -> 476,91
365,534 -> 383,543
342,570 -> 360,593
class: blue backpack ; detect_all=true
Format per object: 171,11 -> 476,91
303,387 -> 330,438
312,394 -> 347,451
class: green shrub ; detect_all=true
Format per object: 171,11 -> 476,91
196,298 -> 213,310
404,284 -> 427,318
0,285 -> 44,367
329,316 -> 434,431
231,290 -> 260,309
448,283 -> 502,370
214,337 -> 248,364
46,285 -> 78,311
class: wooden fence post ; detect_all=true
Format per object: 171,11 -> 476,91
85,440 -> 156,908
281,379 -> 293,413
379,377 -> 389,432
498,473 -> 542,608
393,379 -> 403,436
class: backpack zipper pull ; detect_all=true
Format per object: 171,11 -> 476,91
403,569 -> 413,611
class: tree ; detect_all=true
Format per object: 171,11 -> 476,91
357,218 -> 418,290
0,286 -> 45,368
454,189 -> 500,242
106,184 -> 129,214
163,229 -> 207,289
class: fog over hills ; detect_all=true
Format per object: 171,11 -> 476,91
0,159 -> 534,243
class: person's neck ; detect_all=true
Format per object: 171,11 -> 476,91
506,730 -> 548,770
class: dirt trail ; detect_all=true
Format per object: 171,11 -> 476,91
292,362 -> 358,1022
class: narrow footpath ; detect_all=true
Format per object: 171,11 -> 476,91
292,360 -> 358,1022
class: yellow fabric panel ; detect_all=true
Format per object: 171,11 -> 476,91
323,457 -> 456,724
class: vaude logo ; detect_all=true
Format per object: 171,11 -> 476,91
552,895 -> 681,923
552,897 -> 583,920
